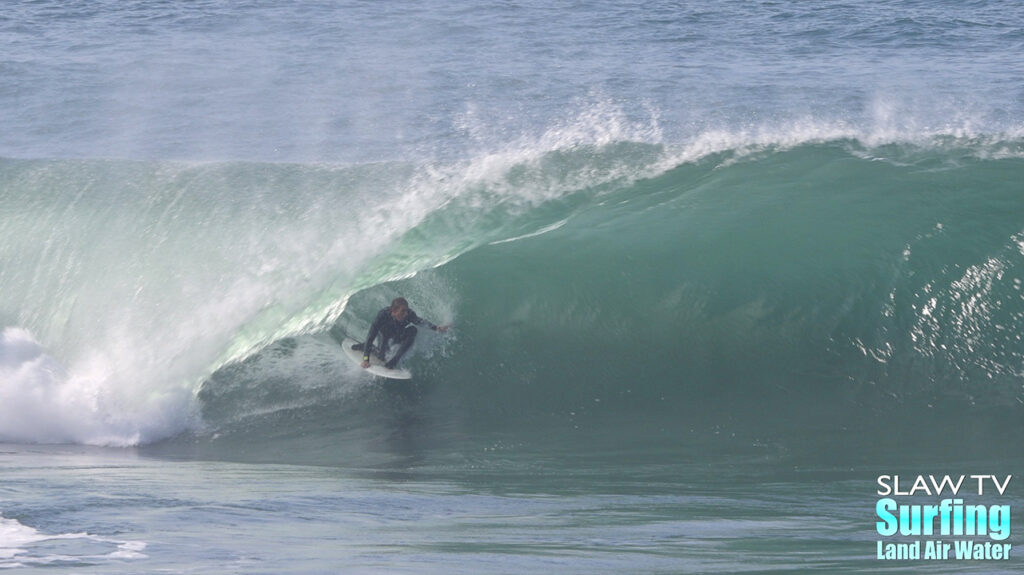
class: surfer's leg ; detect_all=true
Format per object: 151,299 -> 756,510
385,325 -> 417,369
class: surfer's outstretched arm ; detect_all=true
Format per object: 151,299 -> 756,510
409,310 -> 450,333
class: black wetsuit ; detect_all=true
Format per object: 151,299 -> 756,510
362,307 -> 438,368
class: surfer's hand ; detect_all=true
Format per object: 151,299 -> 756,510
435,325 -> 450,333
360,360 -> 370,369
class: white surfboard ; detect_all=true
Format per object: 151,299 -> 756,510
341,338 -> 412,380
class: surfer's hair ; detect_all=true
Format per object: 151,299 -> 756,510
391,297 -> 409,311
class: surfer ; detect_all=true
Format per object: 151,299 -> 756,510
353,297 -> 449,369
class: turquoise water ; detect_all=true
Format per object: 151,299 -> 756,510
2,1 -> 1023,572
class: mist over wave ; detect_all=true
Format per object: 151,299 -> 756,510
3,0 -> 1022,164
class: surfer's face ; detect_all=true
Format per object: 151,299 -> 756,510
391,306 -> 409,321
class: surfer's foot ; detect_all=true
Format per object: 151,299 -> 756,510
351,343 -> 364,351
385,359 -> 398,369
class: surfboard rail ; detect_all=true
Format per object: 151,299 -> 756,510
341,338 -> 412,379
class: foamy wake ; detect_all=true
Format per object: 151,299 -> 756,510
0,513 -> 146,569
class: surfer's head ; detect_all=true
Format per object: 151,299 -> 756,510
390,297 -> 410,320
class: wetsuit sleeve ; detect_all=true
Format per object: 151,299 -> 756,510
408,310 -> 438,331
363,309 -> 388,359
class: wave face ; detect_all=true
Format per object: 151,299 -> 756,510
0,117 -> 664,446
4,129 -> 1022,451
